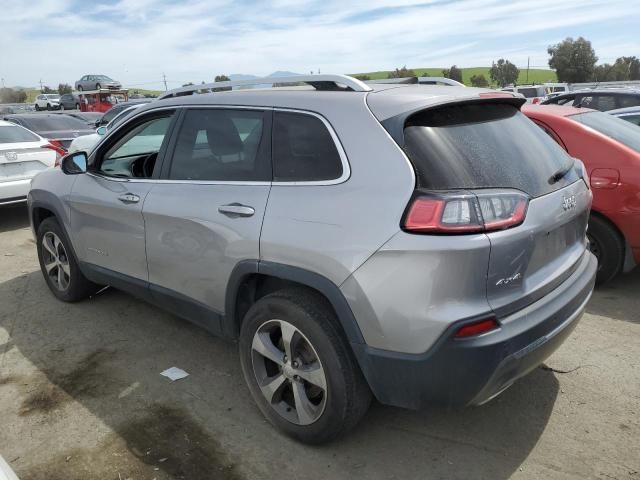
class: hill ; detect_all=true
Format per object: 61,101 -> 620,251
352,67 -> 557,86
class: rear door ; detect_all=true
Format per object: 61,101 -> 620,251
143,107 -> 271,331
401,102 -> 590,317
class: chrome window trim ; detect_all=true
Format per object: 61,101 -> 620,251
92,105 -> 352,187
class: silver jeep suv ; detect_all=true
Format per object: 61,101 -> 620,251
29,75 -> 597,444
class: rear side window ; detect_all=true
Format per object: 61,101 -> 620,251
572,111 -> 640,151
581,95 -> 616,111
617,95 -> 640,108
272,111 -> 343,182
0,125 -> 39,143
168,108 -> 269,182
403,103 -> 578,197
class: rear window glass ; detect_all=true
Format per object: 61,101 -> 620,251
572,111 -> 640,151
14,116 -> 88,131
273,111 -> 343,182
0,125 -> 39,143
517,87 -> 540,98
403,103 -> 578,197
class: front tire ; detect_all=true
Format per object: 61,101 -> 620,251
60,104 -> 65,110
239,288 -> 371,444
36,217 -> 100,302
34,104 -> 40,111
77,85 -> 83,91
95,83 -> 101,89
588,215 -> 624,285
46,103 -> 51,111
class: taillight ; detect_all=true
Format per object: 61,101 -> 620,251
455,317 -> 499,338
41,140 -> 66,167
532,97 -> 541,104
403,190 -> 529,234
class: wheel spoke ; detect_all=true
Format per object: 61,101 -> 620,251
44,261 -> 57,274
60,262 -> 70,277
43,234 -> 56,257
57,266 -> 64,287
279,321 -> 297,360
292,381 -> 317,425
296,362 -> 326,390
252,332 -> 285,366
259,373 -> 288,404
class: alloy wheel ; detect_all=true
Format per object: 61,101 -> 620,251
251,319 -> 327,425
41,232 -> 71,291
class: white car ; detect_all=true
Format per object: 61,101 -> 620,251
68,104 -> 143,154
0,120 -> 60,205
34,94 -> 61,111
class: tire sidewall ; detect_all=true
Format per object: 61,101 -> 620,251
589,216 -> 624,284
239,295 -> 352,443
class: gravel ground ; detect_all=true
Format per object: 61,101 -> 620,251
0,203 -> 638,480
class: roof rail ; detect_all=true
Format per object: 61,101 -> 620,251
365,76 -> 465,87
158,74 -> 372,99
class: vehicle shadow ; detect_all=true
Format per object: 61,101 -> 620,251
0,204 -> 30,233
0,271 -> 559,480
587,269 -> 640,324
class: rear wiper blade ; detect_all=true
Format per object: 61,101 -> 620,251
549,158 -> 575,184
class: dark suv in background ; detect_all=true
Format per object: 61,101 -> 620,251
542,88 -> 640,111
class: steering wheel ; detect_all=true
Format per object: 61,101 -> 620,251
130,152 -> 158,178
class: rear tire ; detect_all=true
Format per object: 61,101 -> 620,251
34,104 -> 40,111
36,217 -> 101,302
77,85 -> 83,91
75,103 -> 80,110
239,288 -> 371,444
46,103 -> 51,111
588,215 -> 624,285
96,83 -> 101,89
60,104 -> 65,110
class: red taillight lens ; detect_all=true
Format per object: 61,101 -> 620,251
403,190 -> 528,234
455,318 -> 499,338
532,97 -> 541,104
41,140 -> 66,167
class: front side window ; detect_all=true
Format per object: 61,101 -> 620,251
583,95 -> 616,111
98,113 -> 174,178
272,111 -> 343,182
168,108 -> 269,182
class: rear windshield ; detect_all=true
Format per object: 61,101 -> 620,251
0,125 -> 39,143
16,116 -> 88,131
572,111 -> 640,151
518,87 -> 540,98
403,103 -> 578,197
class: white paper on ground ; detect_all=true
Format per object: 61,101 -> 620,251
160,367 -> 190,382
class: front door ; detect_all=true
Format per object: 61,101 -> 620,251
143,107 -> 272,331
68,109 -> 177,282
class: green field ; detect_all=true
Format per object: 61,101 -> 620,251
352,67 -> 557,86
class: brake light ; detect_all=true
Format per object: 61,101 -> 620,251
41,140 -> 66,167
532,97 -> 541,104
403,190 -> 528,234
455,318 -> 499,338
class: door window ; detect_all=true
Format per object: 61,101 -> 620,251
97,113 -> 174,178
272,111 -> 343,181
168,108 -> 269,182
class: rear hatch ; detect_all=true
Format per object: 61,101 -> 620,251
0,124 -> 56,182
393,100 -> 590,317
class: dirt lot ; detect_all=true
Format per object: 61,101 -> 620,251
0,204 -> 638,480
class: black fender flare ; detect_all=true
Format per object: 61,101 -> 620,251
224,260 -> 365,345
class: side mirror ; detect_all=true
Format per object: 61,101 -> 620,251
96,126 -> 107,136
61,152 -> 88,175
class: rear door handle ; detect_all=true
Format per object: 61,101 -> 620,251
218,203 -> 255,218
118,193 -> 140,204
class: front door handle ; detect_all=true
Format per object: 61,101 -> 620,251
218,203 -> 255,218
118,193 -> 140,204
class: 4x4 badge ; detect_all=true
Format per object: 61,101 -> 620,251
562,195 -> 576,211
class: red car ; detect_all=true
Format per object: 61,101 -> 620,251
523,104 -> 640,283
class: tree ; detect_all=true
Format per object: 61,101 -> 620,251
388,66 -> 415,78
548,37 -> 597,83
354,74 -> 371,81
470,74 -> 489,88
215,74 -> 230,82
0,87 -> 27,103
442,65 -> 463,83
58,83 -> 72,95
181,82 -> 194,87
42,85 -> 56,94
489,59 -> 520,87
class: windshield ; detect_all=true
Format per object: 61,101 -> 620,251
0,125 -> 40,143
96,75 -> 112,80
403,103 -> 578,197
17,116 -> 89,131
571,111 -> 640,152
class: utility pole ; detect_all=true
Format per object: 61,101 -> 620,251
526,57 -> 530,84
39,79 -> 44,92
162,72 -> 168,91
1,78 -> 5,88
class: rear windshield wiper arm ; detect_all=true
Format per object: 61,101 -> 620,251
549,158 -> 575,184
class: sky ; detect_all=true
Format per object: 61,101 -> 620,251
1,0 -> 639,90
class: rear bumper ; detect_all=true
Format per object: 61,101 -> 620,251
352,251 -> 597,410
0,179 -> 30,205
